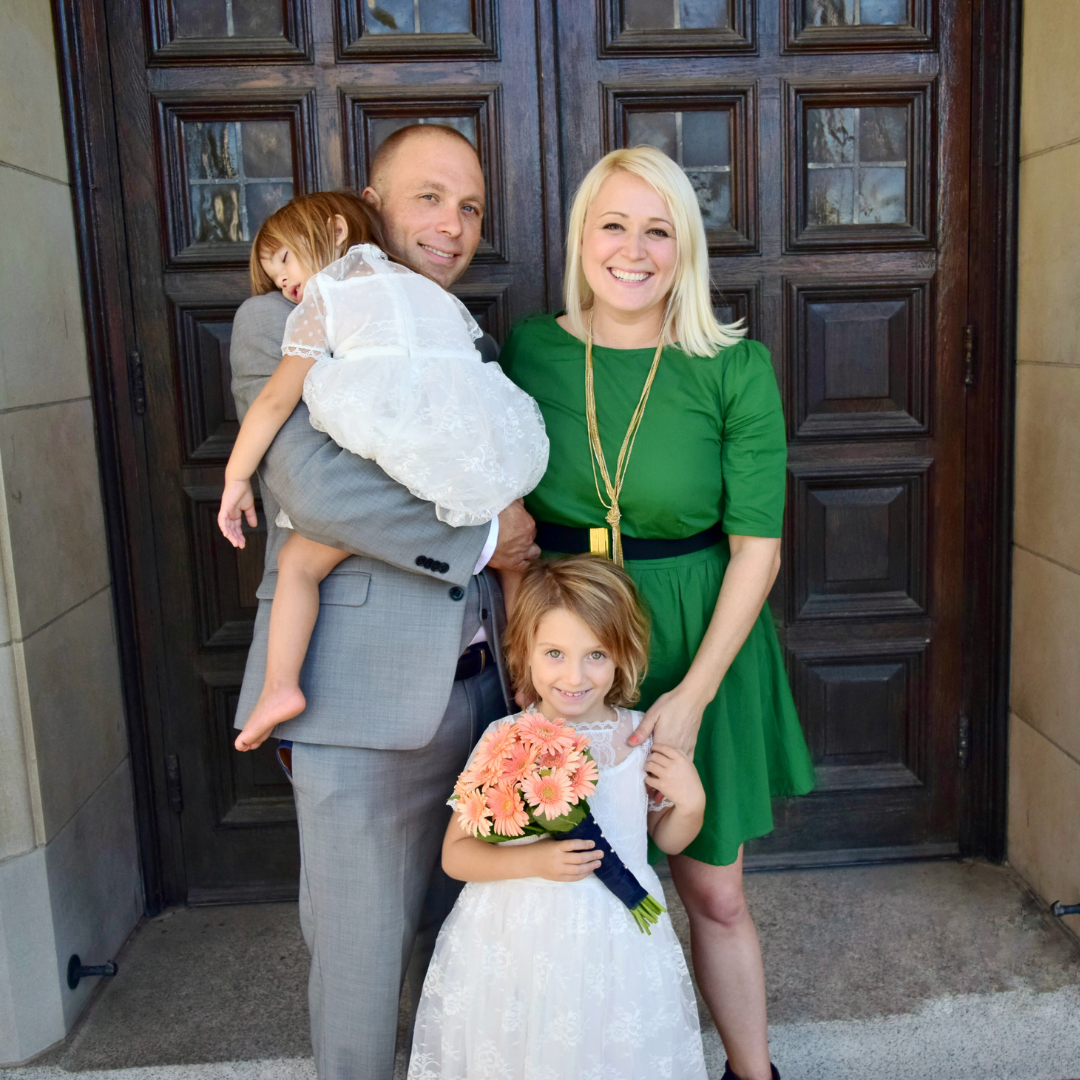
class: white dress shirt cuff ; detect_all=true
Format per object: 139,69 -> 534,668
472,517 -> 499,576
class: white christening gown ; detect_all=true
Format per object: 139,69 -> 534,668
280,244 -> 548,527
408,708 -> 708,1080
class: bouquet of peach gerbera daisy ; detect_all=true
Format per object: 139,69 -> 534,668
450,713 -> 665,933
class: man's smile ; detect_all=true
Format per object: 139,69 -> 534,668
420,243 -> 460,261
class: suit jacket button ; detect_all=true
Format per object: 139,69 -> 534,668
415,556 -> 427,568
449,586 -> 465,601
481,608 -> 489,619
439,561 -> 450,573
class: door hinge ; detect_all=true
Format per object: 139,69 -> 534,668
129,349 -> 147,415
963,325 -> 976,389
958,714 -> 971,770
164,754 -> 183,813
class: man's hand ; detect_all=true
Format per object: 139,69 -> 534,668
488,499 -> 539,572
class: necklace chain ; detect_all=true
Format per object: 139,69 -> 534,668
585,312 -> 664,566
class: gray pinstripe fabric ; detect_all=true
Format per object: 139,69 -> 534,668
229,291 -> 510,747
229,289 -> 514,1077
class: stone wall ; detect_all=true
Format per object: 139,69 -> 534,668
0,0 -> 141,1063
1008,0 -> 1080,940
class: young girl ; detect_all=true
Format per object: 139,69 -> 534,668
409,555 -> 709,1080
218,192 -> 548,751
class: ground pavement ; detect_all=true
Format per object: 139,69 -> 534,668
5,860 -> 1080,1080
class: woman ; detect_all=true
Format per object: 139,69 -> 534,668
499,146 -> 815,1080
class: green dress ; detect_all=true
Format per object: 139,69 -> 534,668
500,314 -> 815,867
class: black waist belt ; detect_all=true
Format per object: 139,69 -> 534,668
535,521 -> 725,560
455,642 -> 492,682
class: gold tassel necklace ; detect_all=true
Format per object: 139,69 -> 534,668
584,311 -> 664,565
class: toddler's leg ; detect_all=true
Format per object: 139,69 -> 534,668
234,534 -> 350,752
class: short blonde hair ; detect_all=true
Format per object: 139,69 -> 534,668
563,145 -> 745,358
248,191 -> 384,295
504,556 -> 650,708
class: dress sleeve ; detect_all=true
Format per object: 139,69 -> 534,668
281,278 -> 332,361
719,340 -> 787,538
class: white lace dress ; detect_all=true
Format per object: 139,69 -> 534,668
281,244 -> 548,527
408,709 -> 707,1080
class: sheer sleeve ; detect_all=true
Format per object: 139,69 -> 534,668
448,292 -> 484,342
719,339 -> 787,539
282,279 -> 332,362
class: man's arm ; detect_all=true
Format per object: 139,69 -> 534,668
230,293 -> 489,585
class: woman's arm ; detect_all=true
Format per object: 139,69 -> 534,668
630,534 -> 781,756
442,818 -> 603,883
225,352 -> 316,484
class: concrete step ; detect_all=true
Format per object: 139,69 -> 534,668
7,860 -> 1079,1080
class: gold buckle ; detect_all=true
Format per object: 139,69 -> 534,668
589,527 -> 611,559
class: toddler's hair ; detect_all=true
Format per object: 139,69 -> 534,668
249,191 -> 384,295
504,555 -> 650,708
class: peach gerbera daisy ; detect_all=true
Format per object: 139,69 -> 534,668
486,786 -> 530,837
473,721 -> 518,771
568,756 -> 599,801
516,714 -> 576,757
500,740 -> 540,785
456,789 -> 492,837
521,768 -> 575,820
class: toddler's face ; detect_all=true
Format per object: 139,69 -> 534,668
529,608 -> 616,725
260,244 -> 314,305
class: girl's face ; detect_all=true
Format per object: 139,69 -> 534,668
260,244 -> 314,305
580,171 -> 679,329
529,607 -> 616,725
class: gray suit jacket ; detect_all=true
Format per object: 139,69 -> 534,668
230,290 -> 510,749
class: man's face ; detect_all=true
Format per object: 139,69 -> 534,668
363,133 -> 486,288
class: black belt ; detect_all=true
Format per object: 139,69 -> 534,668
535,521 -> 725,560
455,642 -> 492,681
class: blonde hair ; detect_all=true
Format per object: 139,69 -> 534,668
249,191 -> 384,295
563,145 -> 745,358
504,556 -> 650,708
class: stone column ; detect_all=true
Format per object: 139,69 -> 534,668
0,0 -> 142,1063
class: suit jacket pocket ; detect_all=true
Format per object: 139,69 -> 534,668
255,565 -> 371,607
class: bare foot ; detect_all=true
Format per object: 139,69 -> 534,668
234,685 -> 306,752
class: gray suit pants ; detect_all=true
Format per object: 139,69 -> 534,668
292,663 -> 505,1080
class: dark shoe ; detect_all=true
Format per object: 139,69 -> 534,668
722,1065 -> 781,1080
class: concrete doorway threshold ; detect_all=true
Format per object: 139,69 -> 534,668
5,860 -> 1080,1080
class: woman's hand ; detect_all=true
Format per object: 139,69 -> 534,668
629,683 -> 709,758
218,478 -> 258,548
525,837 -> 604,882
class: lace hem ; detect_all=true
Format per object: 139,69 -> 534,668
282,344 -> 330,361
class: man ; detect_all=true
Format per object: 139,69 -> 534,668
229,124 -> 538,1079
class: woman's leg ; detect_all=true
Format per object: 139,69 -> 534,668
234,533 -> 350,751
669,846 -> 773,1080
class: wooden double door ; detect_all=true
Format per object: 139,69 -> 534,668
106,0 -> 974,904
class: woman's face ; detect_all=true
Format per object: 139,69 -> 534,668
580,171 -> 678,327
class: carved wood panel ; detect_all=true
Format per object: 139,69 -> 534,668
144,0 -> 312,64
711,281 -> 760,339
202,672 -> 296,827
184,484 -> 266,648
173,301 -> 240,463
154,91 -> 318,269
788,638 -> 928,792
785,78 -> 936,251
783,0 -> 933,52
598,0 -> 756,55
336,0 -> 498,60
787,458 -> 930,620
605,84 -> 757,253
786,277 -> 932,439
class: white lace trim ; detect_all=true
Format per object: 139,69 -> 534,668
281,344 -> 329,360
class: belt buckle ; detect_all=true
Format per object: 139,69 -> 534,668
589,527 -> 611,559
